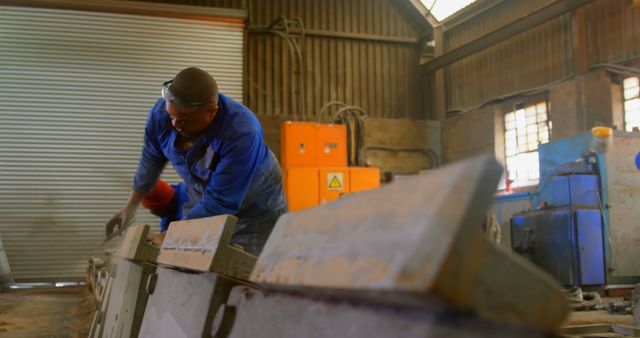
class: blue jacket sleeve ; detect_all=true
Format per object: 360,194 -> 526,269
132,102 -> 168,194
184,131 -> 262,219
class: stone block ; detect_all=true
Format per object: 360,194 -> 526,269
157,215 -> 257,280
222,286 -> 548,338
100,260 -> 155,338
251,155 -> 569,330
138,266 -> 238,338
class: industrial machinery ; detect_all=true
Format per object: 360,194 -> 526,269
281,121 -> 380,211
510,130 -> 640,286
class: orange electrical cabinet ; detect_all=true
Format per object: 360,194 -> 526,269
316,124 -> 347,167
349,167 -> 380,193
319,168 -> 350,204
281,122 -> 317,168
284,167 -> 319,212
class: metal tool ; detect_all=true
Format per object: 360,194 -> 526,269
101,218 -> 135,246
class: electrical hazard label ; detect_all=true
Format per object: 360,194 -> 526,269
327,173 -> 344,190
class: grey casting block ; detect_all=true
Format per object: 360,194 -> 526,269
223,286 -> 549,338
251,155 -> 569,330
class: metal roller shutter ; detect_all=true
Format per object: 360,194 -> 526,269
0,5 -> 244,281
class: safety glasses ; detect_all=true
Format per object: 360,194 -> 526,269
161,80 -> 213,112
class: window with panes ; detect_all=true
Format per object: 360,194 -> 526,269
504,101 -> 551,188
623,77 -> 640,131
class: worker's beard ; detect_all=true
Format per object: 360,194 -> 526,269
175,128 -> 201,144
174,126 -> 192,138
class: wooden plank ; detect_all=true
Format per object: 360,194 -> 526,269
157,215 -> 257,280
251,155 -> 569,330
116,224 -> 159,264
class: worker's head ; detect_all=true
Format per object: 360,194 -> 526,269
162,67 -> 219,138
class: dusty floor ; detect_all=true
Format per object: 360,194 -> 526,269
0,286 -> 95,338
0,285 -> 635,337
566,310 -> 634,326
565,296 -> 635,327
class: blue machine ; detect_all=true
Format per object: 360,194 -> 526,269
510,134 -> 602,287
512,207 -> 605,286
548,174 -> 599,208
510,131 -> 640,286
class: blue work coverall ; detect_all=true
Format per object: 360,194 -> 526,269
133,93 -> 287,255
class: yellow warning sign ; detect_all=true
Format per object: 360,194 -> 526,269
327,173 -> 344,190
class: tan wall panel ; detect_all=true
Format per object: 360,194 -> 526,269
438,0 -> 640,113
445,16 -> 573,111
585,0 -> 640,65
444,0 -> 551,51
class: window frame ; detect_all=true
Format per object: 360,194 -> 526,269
623,76 -> 640,132
503,96 -> 551,189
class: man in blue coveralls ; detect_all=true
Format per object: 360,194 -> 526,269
106,67 -> 287,255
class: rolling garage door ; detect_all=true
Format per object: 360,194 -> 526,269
0,4 -> 245,281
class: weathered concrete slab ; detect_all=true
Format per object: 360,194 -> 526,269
157,215 -> 256,280
116,224 -> 159,263
222,286 -> 547,338
633,284 -> 640,327
89,271 -> 113,338
251,155 -> 569,330
99,260 -> 155,338
138,266 -> 238,338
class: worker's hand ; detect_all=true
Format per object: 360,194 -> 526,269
105,205 -> 137,237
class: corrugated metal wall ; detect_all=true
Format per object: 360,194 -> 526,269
444,0 -> 553,50
446,15 -> 573,110
0,5 -> 244,281
585,0 -> 640,65
246,0 -> 423,119
135,0 -> 426,119
435,0 -> 640,111
130,0 -> 243,8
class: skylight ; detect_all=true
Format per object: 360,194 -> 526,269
420,0 -> 477,21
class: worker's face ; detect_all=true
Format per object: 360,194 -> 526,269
166,101 -> 218,138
